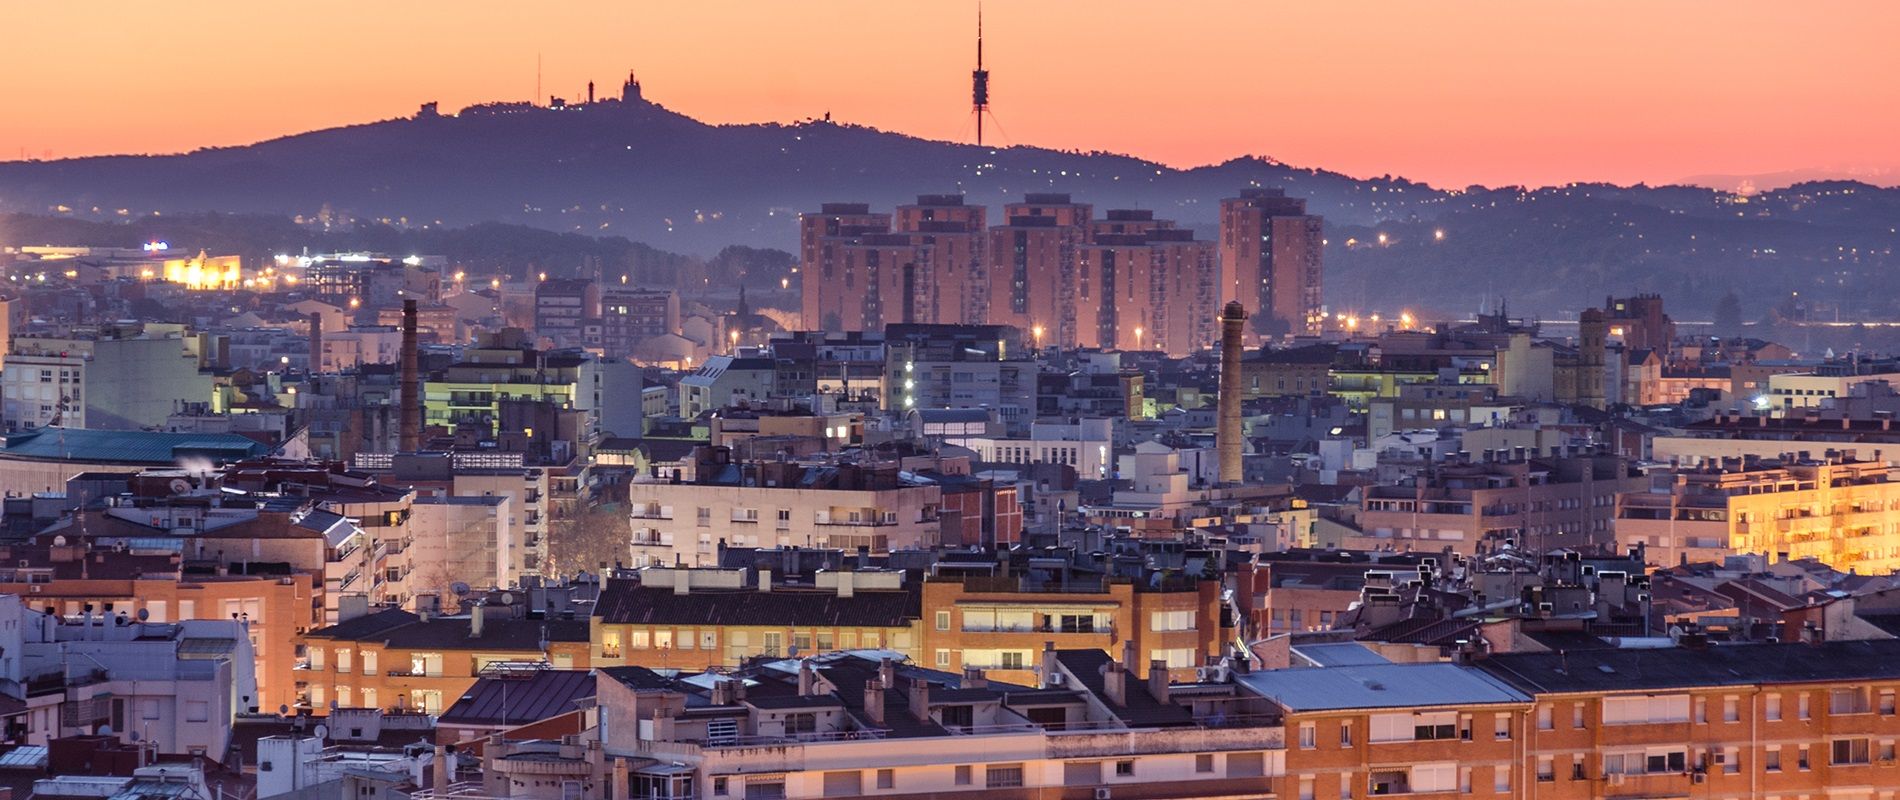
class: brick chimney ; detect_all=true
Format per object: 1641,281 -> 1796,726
400,299 -> 421,452
861,680 -> 886,726
961,666 -> 987,690
1147,659 -> 1171,703
907,679 -> 932,723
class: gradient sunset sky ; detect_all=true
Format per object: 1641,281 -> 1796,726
4,1 -> 1895,188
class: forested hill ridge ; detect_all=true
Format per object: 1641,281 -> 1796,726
1,95 -> 1895,319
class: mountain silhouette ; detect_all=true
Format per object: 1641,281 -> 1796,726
2,96 -> 1897,320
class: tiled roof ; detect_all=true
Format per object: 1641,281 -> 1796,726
439,670 -> 595,726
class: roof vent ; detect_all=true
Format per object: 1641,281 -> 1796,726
1596,665 -> 1616,674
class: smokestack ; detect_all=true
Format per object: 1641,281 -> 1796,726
400,298 -> 421,452
1217,301 -> 1248,484
308,312 -> 324,373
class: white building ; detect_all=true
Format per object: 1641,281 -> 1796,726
967,418 -> 1115,479
411,494 -> 515,593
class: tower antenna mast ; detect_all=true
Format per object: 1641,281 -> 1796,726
972,2 -> 991,146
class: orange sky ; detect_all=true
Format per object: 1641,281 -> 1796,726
3,1 -> 1895,188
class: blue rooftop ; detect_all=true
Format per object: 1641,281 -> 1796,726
0,427 -> 271,465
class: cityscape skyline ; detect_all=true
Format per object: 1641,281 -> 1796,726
4,1 -> 1898,189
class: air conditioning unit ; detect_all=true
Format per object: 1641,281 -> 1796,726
28,586 -> 39,594
1094,789 -> 1113,800
1691,773 -> 1706,784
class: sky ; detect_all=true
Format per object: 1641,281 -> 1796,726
3,1 -> 1896,189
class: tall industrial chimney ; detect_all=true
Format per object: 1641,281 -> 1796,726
400,299 -> 421,453
1217,301 -> 1247,484
308,312 -> 324,373
1577,307 -> 1607,411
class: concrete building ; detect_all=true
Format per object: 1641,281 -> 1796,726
919,572 -> 1224,684
298,603 -> 590,715
591,568 -> 921,671
625,449 -> 945,567
679,356 -> 777,419
987,194 -> 1091,347
894,194 -> 988,326
598,288 -> 680,357
3,334 -> 211,431
1617,453 -> 1900,572
1219,188 -> 1324,338
1351,455 -> 1644,556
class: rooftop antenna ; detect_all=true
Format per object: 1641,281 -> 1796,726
536,53 -> 543,106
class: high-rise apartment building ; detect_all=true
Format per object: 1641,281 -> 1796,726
1075,211 -> 1219,355
895,194 -> 989,326
989,193 -> 1091,346
1220,188 -> 1325,338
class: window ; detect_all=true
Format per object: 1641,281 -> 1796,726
1765,747 -> 1781,772
936,649 -> 951,667
985,764 -> 1024,788
361,650 -> 377,675
1298,776 -> 1315,800
1115,760 -> 1135,777
1883,690 -> 1897,715
1371,711 -> 1456,742
1458,768 -> 1472,794
1694,697 -> 1706,723
1536,756 -> 1553,782
1195,754 -> 1215,774
1601,694 -> 1691,725
1724,696 -> 1740,722
935,611 -> 950,631
712,778 -> 728,797
821,772 -> 861,797
1299,722 -> 1316,749
1832,688 -> 1872,715
1799,693 -> 1811,720
1493,767 -> 1509,794
784,713 -> 817,734
953,766 -> 972,786
185,701 -> 209,722
1493,714 -> 1510,741
1832,739 -> 1871,766
875,770 -> 894,790
335,648 -> 352,672
1767,693 -> 1782,721
1340,720 -> 1353,747
1798,745 -> 1810,770
743,779 -> 785,800
1722,747 -> 1740,774
1537,705 -> 1553,730
1572,702 -> 1585,728
1149,610 -> 1196,632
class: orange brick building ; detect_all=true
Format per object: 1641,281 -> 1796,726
918,573 -> 1226,684
298,602 -> 590,715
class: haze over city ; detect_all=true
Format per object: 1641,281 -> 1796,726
3,5 -> 1900,800
5,1 -> 1899,188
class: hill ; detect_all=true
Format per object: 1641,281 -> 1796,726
1,96 -> 1896,320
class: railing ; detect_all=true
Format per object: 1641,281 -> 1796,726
703,728 -> 889,747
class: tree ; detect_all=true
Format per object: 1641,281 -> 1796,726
544,504 -> 633,579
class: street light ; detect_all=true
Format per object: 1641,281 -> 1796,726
1134,326 -> 1144,351
1032,324 -> 1044,349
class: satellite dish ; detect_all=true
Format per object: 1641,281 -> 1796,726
313,724 -> 329,741
128,732 -> 141,742
169,478 -> 192,494
136,609 -> 149,621
450,582 -> 471,597
99,725 -> 114,735
51,535 -> 66,547
499,592 -> 515,606
279,704 -> 290,716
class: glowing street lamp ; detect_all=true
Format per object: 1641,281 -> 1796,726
1134,326 -> 1144,351
1032,324 -> 1045,349
490,277 -> 502,290
729,329 -> 740,351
